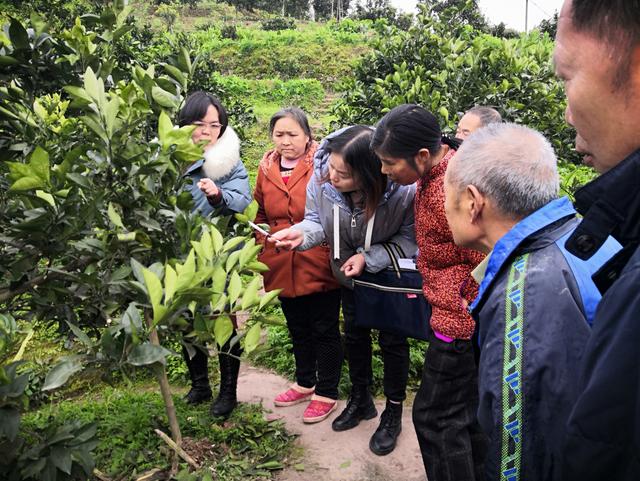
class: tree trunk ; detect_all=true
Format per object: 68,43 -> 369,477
145,312 -> 182,448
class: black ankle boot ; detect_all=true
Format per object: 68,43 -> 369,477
183,346 -> 212,405
369,400 -> 402,455
331,385 -> 378,432
210,343 -> 241,418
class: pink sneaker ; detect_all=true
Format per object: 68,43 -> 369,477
303,399 -> 337,424
274,387 -> 314,407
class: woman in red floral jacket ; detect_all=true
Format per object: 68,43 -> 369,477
371,104 -> 486,481
253,107 -> 341,424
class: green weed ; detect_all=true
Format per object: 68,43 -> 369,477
21,387 -> 295,480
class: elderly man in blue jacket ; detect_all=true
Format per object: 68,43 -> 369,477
443,122 -> 620,481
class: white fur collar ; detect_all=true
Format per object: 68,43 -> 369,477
201,126 -> 241,181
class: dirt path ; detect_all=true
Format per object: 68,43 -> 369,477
237,365 -> 427,481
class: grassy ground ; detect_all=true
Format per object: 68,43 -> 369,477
16,323 -> 297,480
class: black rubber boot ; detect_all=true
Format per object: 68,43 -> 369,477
183,345 -> 212,405
210,341 -> 241,418
369,400 -> 402,456
331,385 -> 378,432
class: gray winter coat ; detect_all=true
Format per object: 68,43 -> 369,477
293,129 -> 417,287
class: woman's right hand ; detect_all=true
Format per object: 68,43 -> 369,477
268,228 -> 304,250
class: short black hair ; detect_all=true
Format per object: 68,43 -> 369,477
178,91 -> 229,138
269,107 -> 312,140
371,104 -> 459,171
570,0 -> 640,84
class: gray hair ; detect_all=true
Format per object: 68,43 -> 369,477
269,107 -> 312,139
465,106 -> 502,126
447,123 -> 559,219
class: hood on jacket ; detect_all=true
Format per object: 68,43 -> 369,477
201,126 -> 241,181
313,126 -> 401,208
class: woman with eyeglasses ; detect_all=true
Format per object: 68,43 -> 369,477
177,91 -> 252,418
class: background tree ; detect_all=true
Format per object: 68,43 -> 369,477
333,2 -> 576,164
537,11 -> 558,39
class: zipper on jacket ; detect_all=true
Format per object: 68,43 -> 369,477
351,213 -> 356,228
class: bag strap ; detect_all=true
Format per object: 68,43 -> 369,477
364,212 -> 375,252
333,204 -> 340,260
382,243 -> 402,279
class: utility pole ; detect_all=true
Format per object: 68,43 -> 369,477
525,0 -> 529,32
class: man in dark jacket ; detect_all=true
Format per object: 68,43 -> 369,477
554,1 -> 640,479
443,122 -> 620,481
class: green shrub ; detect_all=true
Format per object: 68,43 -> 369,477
261,17 -> 296,31
333,4 -> 576,164
220,24 -> 239,39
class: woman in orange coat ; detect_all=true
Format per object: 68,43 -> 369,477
254,107 -> 342,424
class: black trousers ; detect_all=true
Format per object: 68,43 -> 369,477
412,330 -> 488,481
182,330 -> 238,386
279,289 -> 342,399
341,287 -> 410,402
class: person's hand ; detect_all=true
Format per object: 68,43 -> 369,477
198,178 -> 219,197
340,253 -> 366,277
269,228 -> 304,250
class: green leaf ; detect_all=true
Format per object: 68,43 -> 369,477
65,321 -> 93,348
142,268 -> 164,323
50,445 -> 72,474
43,355 -> 84,391
9,176 -> 44,191
9,18 -> 29,50
244,323 -> 262,354
83,67 -> 102,104
241,276 -> 261,310
162,63 -> 187,89
175,250 -> 196,292
164,264 -> 177,302
35,190 -> 55,207
117,232 -> 137,242
213,315 -> 234,347
225,250 -> 241,272
151,86 -> 178,109
210,227 -> 223,254
259,289 -> 282,309
227,271 -> 242,306
234,213 -> 249,223
200,230 -> 213,261
244,200 -> 259,221
212,266 -> 226,294
223,237 -> 245,252
104,96 -> 120,137
107,202 -> 125,229
127,343 -> 171,366
158,110 -> 173,140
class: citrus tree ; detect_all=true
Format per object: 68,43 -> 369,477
0,2 -> 279,478
333,2 -> 576,163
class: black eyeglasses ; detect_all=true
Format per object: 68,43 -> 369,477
192,121 -> 222,130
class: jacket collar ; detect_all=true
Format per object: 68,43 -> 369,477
470,197 -> 576,313
565,148 -> 640,260
260,143 -> 318,192
185,126 -> 241,180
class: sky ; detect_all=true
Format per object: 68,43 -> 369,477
389,0 -> 564,32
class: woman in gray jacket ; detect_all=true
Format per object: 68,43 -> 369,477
272,125 -> 417,455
